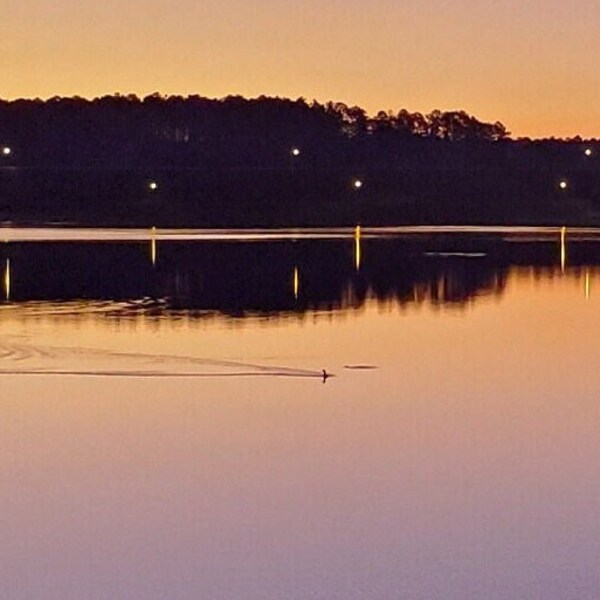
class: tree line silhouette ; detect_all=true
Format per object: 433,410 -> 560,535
0,94 -> 598,226
0,94 -> 514,168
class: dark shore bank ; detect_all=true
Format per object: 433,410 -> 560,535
1,166 -> 600,228
1,95 -> 598,227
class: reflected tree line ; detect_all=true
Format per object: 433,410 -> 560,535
0,95 -> 599,226
1,237 -> 598,318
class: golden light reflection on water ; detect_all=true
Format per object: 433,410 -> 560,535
354,225 -> 361,272
1,265 -> 599,326
293,266 -> 300,300
3,263 -> 600,598
585,270 -> 591,299
0,266 -> 599,351
560,226 -> 567,273
150,226 -> 157,266
4,258 -> 10,302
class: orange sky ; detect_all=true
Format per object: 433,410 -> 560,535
2,0 -> 600,138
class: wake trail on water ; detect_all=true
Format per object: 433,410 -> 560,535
0,370 -> 325,379
0,337 -> 329,380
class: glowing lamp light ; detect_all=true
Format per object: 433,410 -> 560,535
353,179 -> 363,190
585,148 -> 593,157
148,181 -> 158,191
559,179 -> 568,190
291,147 -> 301,157
1,147 -> 11,156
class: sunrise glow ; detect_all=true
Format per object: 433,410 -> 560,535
3,1 -> 600,138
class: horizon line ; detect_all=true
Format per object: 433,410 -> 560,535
2,92 -> 597,143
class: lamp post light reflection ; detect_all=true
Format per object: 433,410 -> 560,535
4,258 -> 10,302
354,225 -> 362,271
560,226 -> 567,273
585,270 -> 591,300
150,226 -> 157,266
293,267 -> 300,300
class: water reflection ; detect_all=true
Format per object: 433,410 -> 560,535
1,232 -> 600,319
293,266 -> 300,301
3,230 -> 600,600
4,257 -> 10,302
561,226 -> 567,272
354,225 -> 361,271
150,226 -> 157,267
585,269 -> 591,299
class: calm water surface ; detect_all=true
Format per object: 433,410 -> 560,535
1,227 -> 600,599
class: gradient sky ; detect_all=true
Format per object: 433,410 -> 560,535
2,0 -> 600,138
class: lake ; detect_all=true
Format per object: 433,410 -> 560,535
1,226 -> 599,599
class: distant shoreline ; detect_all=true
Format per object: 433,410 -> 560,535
1,166 -> 599,228
1,96 -> 598,227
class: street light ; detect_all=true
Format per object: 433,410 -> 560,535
585,148 -> 593,157
352,178 -> 363,190
148,181 -> 158,191
559,179 -> 568,190
291,147 -> 301,157
1,147 -> 11,156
